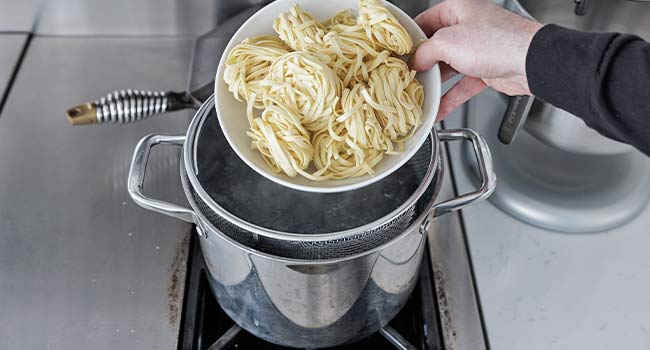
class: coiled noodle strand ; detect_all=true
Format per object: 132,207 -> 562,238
224,0 -> 423,181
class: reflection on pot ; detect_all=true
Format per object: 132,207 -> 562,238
201,223 -> 425,348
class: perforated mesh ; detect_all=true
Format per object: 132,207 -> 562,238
181,98 -> 440,260
182,137 -> 440,260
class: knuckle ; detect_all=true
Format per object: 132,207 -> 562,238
431,27 -> 447,41
431,29 -> 453,59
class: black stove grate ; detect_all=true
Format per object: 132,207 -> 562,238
178,231 -> 443,350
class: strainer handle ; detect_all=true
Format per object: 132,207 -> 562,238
128,134 -> 197,224
66,90 -> 196,125
432,128 -> 496,217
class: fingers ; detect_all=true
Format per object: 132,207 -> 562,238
414,1 -> 458,37
408,53 -> 458,84
409,58 -> 457,82
414,1 -> 487,120
436,76 -> 487,121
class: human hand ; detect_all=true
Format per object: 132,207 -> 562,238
411,0 -> 543,120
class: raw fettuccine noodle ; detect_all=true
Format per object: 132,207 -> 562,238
223,36 -> 290,109
323,9 -> 357,28
358,0 -> 414,55
261,51 -> 342,132
223,0 -> 422,181
273,5 -> 327,52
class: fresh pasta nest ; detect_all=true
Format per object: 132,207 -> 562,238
223,0 -> 423,181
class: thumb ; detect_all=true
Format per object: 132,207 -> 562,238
409,29 -> 451,72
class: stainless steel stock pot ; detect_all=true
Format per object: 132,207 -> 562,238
127,96 -> 496,347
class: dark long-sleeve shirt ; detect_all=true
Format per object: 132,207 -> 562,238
526,24 -> 650,155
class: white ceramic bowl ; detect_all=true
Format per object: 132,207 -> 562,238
215,0 -> 441,193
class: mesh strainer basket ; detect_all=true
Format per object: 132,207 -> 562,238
128,95 -> 496,260
186,97 -> 438,259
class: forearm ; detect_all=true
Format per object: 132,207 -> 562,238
526,24 -> 650,155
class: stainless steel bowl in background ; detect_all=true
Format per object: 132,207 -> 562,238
513,0 -> 650,35
500,0 -> 650,155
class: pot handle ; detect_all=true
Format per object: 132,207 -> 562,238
431,128 -> 496,217
128,134 -> 197,224
497,95 -> 534,145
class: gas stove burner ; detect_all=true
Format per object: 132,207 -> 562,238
200,324 -> 418,350
463,90 -> 650,233
178,230 -> 444,350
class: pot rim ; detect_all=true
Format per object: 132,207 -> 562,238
181,95 -> 442,243
180,151 -> 444,264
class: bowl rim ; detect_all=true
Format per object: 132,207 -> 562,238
214,0 -> 441,193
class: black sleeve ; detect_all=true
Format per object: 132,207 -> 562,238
526,24 -> 650,156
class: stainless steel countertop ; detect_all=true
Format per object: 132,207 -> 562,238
0,37 -> 193,350
446,90 -> 650,350
0,0 -> 220,35
34,0 -> 219,36
429,141 -> 487,350
0,34 -> 27,103
0,0 -> 38,32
